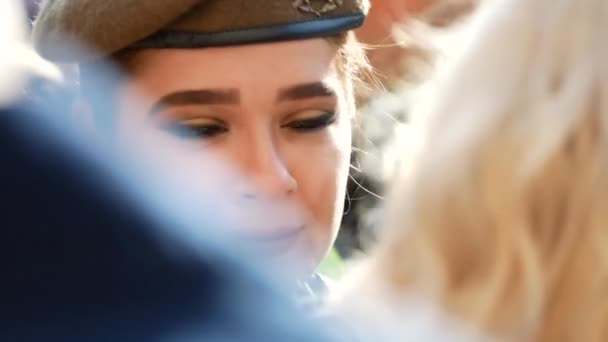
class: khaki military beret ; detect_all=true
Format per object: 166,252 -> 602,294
33,0 -> 370,63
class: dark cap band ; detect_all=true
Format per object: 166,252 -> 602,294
130,13 -> 365,49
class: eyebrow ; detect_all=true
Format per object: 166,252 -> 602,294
149,89 -> 239,115
276,82 -> 337,102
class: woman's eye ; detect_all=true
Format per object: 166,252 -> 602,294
283,112 -> 337,132
162,120 -> 228,139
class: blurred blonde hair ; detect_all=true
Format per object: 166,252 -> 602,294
0,0 -> 61,105
361,0 -> 608,340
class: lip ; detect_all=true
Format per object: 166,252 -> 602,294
243,225 -> 305,242
237,225 -> 305,256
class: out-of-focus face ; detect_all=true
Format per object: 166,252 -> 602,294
354,0 -> 432,80
114,39 -> 353,276
355,0 -> 430,44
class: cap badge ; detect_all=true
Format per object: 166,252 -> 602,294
292,0 -> 343,16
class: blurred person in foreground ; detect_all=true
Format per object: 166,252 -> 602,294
0,1 -> 333,340
31,0 -> 371,295
334,0 -> 608,340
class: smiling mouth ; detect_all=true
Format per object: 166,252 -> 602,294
243,225 -> 305,243
232,225 -> 306,257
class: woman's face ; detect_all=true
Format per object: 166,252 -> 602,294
115,38 -> 353,275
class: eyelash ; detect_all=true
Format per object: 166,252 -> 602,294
164,112 -> 336,140
163,121 -> 228,139
283,112 -> 337,132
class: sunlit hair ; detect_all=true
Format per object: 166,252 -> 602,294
325,31 -> 372,116
327,32 -> 371,87
347,0 -> 608,340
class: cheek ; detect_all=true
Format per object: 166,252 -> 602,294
287,120 -> 352,222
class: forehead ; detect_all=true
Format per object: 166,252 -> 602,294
122,38 -> 339,92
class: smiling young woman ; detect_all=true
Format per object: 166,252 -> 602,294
112,35 -> 360,278
33,0 -> 370,291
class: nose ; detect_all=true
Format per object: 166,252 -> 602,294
233,134 -> 297,200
